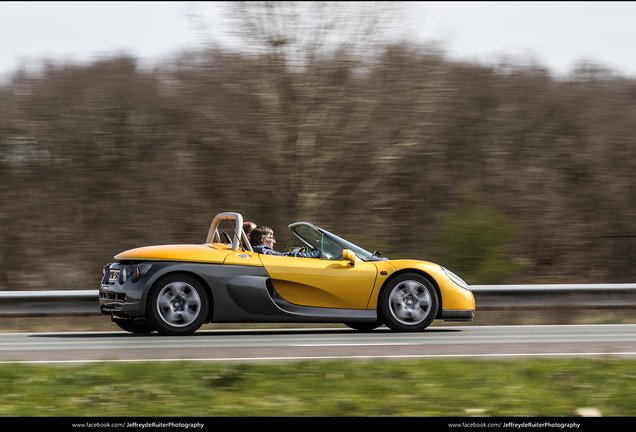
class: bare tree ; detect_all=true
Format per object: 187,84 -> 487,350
185,1 -> 430,223
228,2 -> 404,70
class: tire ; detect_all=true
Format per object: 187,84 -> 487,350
113,318 -> 155,334
379,273 -> 438,332
344,321 -> 382,332
146,274 -> 209,336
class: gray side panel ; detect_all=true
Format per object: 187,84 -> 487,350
226,275 -> 281,315
226,274 -> 377,323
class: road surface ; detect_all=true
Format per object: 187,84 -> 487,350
1,324 -> 635,364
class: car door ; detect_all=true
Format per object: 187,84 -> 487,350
264,223 -> 379,309
258,253 -> 378,309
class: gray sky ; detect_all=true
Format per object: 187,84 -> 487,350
412,1 -> 636,76
1,1 -> 635,81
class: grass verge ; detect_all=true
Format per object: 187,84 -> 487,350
1,358 -> 635,417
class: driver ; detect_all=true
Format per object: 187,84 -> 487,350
250,225 -> 320,258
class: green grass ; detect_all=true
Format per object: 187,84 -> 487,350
1,358 -> 635,417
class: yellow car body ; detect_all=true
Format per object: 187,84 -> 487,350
100,212 -> 475,335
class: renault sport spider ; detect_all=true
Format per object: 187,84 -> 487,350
99,212 -> 475,335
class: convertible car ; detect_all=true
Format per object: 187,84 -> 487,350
100,212 -> 475,335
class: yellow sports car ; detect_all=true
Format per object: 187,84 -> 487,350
100,212 -> 475,335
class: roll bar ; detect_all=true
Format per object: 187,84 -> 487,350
205,212 -> 253,252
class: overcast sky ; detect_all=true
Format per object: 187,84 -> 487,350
1,1 -> 635,81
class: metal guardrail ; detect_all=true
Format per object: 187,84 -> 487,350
0,284 -> 635,317
0,290 -> 100,317
472,284 -> 636,310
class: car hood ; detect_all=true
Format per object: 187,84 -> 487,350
114,244 -> 231,263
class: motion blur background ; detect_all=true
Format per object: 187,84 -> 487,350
2,1 -> 636,292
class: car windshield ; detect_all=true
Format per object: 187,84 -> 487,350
319,227 -> 378,260
288,223 -> 382,261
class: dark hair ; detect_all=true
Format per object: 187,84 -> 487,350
249,225 -> 273,246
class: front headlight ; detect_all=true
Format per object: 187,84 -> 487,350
442,267 -> 471,291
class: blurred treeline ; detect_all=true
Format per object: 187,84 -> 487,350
2,25 -> 636,289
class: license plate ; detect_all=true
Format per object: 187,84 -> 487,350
108,269 -> 120,282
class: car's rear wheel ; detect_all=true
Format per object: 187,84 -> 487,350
147,274 -> 209,336
379,273 -> 438,332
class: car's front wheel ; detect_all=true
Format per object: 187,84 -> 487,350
147,274 -> 209,336
379,274 -> 438,332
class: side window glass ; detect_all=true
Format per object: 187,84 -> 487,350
320,235 -> 343,260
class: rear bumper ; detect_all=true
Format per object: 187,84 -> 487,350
99,286 -> 144,317
442,309 -> 474,322
99,263 -> 148,317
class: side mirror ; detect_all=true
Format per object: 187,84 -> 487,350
342,249 -> 356,266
